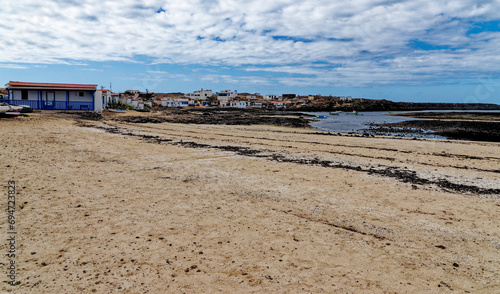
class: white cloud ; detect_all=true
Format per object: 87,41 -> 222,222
1,0 -> 499,87
201,74 -> 273,86
0,63 -> 29,69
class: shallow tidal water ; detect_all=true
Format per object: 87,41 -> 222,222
305,111 -> 447,139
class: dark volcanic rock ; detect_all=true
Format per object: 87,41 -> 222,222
112,109 -> 311,128
368,120 -> 500,142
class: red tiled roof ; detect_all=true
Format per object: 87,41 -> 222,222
6,81 -> 97,90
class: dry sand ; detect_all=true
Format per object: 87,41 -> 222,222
1,112 -> 499,293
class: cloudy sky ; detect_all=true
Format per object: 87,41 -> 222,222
1,0 -> 499,102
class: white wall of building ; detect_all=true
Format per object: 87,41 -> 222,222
230,101 -> 248,108
98,91 -> 112,108
159,99 -> 193,107
10,90 -> 93,102
161,100 -> 176,107
55,91 -> 66,101
263,95 -> 280,100
94,91 -> 103,113
186,89 -> 213,100
217,90 -> 238,100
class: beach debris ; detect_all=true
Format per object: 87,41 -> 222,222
438,281 -> 453,290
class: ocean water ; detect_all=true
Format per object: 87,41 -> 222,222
305,110 -> 500,139
306,111 -> 408,132
304,111 -> 444,139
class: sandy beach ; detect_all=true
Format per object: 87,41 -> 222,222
1,111 -> 499,293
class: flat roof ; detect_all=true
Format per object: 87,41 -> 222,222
6,81 -> 97,90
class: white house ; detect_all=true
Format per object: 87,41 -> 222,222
230,101 -> 249,108
160,98 -> 193,107
98,89 -> 112,108
130,100 -> 140,108
251,101 -> 263,108
339,96 -> 352,102
160,99 -> 176,107
270,101 -> 286,108
263,95 -> 280,100
185,89 -> 213,100
110,93 -> 120,102
217,89 -> 238,101
176,98 -> 192,107
5,81 -> 100,111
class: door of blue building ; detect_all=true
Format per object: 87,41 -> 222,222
44,92 -> 55,110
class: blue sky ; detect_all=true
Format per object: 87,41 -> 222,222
1,0 -> 500,103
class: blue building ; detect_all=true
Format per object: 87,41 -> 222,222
4,81 -> 99,111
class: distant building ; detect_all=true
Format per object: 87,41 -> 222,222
230,101 -> 249,108
174,98 -> 190,107
98,89 -> 111,108
268,101 -> 286,109
5,81 -> 100,111
217,89 -> 238,101
110,93 -> 120,102
159,98 -> 193,107
263,95 -> 280,100
251,101 -> 263,108
159,99 -> 176,107
185,89 -> 213,100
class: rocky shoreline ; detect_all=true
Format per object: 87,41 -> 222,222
72,109 -> 500,142
106,108 -> 313,128
365,112 -> 500,142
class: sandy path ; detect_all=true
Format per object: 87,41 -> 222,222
1,113 -> 499,293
